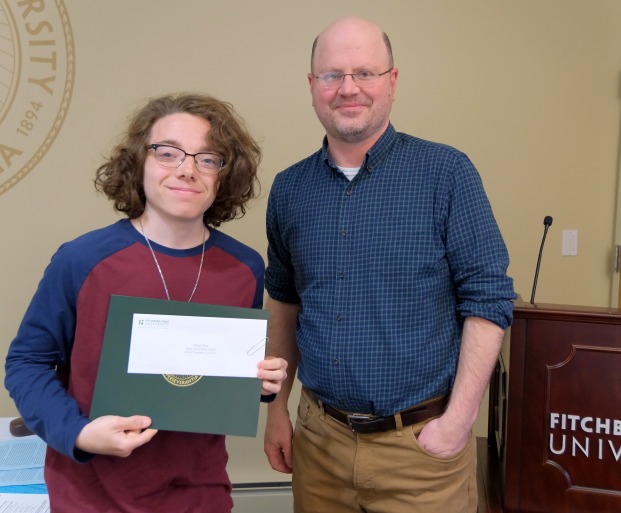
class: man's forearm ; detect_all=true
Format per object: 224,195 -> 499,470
443,316 -> 505,432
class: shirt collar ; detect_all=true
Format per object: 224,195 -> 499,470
320,123 -> 398,174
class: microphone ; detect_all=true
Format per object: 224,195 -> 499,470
530,216 -> 553,305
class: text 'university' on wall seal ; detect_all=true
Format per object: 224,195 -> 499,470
0,0 -> 75,196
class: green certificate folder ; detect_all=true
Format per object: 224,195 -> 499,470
90,295 -> 269,437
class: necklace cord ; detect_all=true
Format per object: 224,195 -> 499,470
138,218 -> 206,302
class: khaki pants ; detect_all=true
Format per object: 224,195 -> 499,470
292,387 -> 477,513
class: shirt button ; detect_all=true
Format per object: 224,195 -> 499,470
336,314 -> 343,322
333,359 -> 340,366
338,271 -> 345,279
341,230 -> 348,237
345,189 -> 353,196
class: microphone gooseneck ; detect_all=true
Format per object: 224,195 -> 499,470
530,216 -> 553,305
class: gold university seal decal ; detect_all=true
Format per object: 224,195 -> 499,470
0,0 -> 75,195
163,374 -> 203,387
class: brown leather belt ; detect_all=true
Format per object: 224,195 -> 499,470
322,395 -> 449,434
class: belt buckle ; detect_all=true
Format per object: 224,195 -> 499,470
346,413 -> 377,432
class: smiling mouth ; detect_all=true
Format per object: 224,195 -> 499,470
168,187 -> 200,194
336,102 -> 366,108
335,105 -> 368,118
333,100 -> 370,112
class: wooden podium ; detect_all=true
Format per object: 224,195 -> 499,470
486,299 -> 621,513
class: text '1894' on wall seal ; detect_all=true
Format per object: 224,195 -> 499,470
0,0 -> 75,196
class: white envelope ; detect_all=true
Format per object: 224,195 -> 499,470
127,313 -> 267,378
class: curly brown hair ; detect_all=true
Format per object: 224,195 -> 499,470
94,93 -> 261,227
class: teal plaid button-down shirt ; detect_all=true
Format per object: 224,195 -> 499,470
266,124 -> 515,416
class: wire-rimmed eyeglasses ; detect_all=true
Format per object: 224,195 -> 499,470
147,144 -> 225,174
313,68 -> 393,89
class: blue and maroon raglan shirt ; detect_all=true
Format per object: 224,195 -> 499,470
5,218 -> 264,513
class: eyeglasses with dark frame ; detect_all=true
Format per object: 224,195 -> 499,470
146,144 -> 225,174
313,68 -> 394,89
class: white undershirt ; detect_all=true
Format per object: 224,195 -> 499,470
338,166 -> 360,181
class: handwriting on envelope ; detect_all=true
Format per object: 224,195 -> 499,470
127,313 -> 267,378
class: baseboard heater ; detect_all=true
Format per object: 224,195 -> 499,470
231,482 -> 293,512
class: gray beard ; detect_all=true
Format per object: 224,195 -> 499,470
330,122 -> 375,144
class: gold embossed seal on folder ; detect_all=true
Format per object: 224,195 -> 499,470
163,374 -> 202,387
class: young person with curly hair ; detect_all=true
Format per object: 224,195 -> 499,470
6,93 -> 287,513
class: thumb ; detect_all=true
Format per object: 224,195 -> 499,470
123,415 -> 153,431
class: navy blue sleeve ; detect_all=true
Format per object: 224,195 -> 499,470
5,245 -> 92,462
265,172 -> 300,305
442,152 -> 516,328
